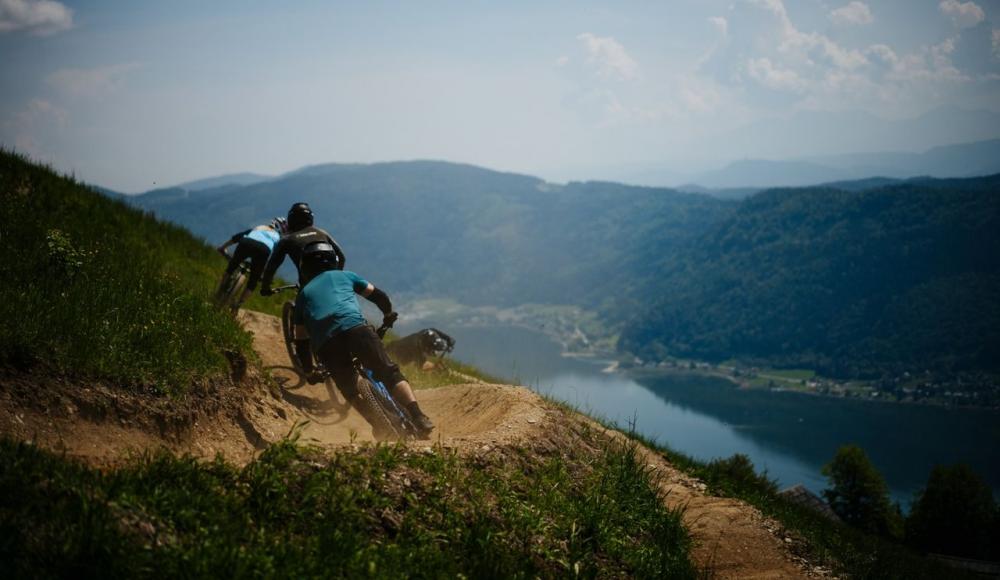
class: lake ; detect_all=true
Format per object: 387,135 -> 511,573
398,321 -> 1000,507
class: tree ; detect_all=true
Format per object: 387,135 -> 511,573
822,445 -> 902,538
905,464 -> 997,560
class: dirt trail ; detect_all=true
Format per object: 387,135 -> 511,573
0,310 -> 830,578
240,310 -> 828,579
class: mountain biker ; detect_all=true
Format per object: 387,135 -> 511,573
215,217 -> 287,312
296,268 -> 435,439
259,202 -> 347,380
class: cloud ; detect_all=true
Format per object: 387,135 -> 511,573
830,2 -> 873,26
708,16 -> 728,37
939,0 -> 985,28
747,57 -> 807,92
696,0 -> 999,114
46,63 -> 141,98
576,33 -> 639,81
0,0 -> 72,35
2,98 -> 68,157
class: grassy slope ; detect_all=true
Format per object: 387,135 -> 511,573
0,152 -> 696,577
0,431 -> 695,578
0,150 -> 286,392
642,442 -> 978,580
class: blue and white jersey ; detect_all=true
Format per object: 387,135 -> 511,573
246,226 -> 280,251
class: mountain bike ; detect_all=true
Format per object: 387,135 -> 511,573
274,286 -> 419,440
214,252 -> 250,314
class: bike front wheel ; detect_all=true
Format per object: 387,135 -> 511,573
353,374 -> 409,441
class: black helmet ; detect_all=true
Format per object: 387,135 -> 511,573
287,202 -> 313,231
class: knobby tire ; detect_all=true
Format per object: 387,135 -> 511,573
353,375 -> 406,440
281,301 -> 302,374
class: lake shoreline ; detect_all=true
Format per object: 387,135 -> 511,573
623,365 -> 1000,412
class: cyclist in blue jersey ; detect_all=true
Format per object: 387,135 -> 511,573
215,217 -> 287,311
296,268 -> 435,438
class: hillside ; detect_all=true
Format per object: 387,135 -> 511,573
127,162 -> 1000,382
129,161 -> 732,316
0,152 -> 792,578
622,176 -> 1000,380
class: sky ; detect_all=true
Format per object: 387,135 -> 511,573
2,0 -> 1000,192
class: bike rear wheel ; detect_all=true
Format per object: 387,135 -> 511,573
281,300 -> 303,373
215,267 -> 248,313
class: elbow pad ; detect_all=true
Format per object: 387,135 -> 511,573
368,287 -> 392,314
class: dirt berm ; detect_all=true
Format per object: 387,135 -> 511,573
0,310 -> 833,579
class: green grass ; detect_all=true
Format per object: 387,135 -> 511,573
616,433 -> 977,580
0,150 -> 286,393
0,431 -> 696,578
399,358 -> 504,389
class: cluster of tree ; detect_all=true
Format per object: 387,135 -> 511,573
130,163 -> 1000,379
621,176 -> 1000,379
823,445 -> 999,562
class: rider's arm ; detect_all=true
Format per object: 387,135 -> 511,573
358,282 -> 392,315
217,230 -> 249,257
259,238 -> 288,294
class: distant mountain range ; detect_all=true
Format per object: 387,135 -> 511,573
125,159 -> 1000,379
130,161 -> 729,311
175,172 -> 272,191
692,139 -> 1000,189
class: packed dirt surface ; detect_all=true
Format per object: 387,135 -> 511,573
0,308 -> 833,579
229,310 -> 833,578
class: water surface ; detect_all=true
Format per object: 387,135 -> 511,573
399,322 -> 1000,506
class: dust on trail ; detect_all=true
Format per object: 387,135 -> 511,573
240,310 -> 829,579
238,310 -> 547,450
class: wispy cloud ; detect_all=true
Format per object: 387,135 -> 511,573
46,63 -> 141,98
577,33 -> 639,81
939,0 -> 985,29
0,0 -> 72,36
3,98 -> 68,157
830,2 -> 873,26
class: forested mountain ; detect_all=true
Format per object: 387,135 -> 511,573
131,161 -> 731,313
621,176 -> 1000,378
130,161 -> 1000,379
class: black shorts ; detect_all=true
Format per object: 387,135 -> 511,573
226,239 -> 270,291
315,324 -> 406,399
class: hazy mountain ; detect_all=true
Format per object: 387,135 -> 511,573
694,139 -> 1000,189
173,172 -> 272,191
132,160 -> 731,312
697,106 -> 1000,162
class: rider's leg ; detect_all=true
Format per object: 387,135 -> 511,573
348,325 -> 435,435
317,335 -> 392,438
234,240 -> 269,312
